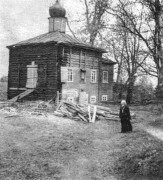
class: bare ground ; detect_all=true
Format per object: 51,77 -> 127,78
0,105 -> 162,180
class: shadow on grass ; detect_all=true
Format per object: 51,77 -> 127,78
149,117 -> 163,130
112,129 -> 163,180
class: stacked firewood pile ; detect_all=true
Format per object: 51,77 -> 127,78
54,101 -> 120,123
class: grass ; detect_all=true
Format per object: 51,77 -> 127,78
112,130 -> 163,180
0,82 -> 7,101
149,116 -> 163,130
0,104 -> 163,180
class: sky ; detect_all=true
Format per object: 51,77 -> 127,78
0,0 -> 83,78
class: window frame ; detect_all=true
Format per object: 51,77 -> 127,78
102,71 -> 108,83
102,95 -> 108,101
67,68 -> 73,82
90,95 -> 96,103
26,61 -> 38,88
91,70 -> 97,83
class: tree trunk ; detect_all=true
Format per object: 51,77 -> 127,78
116,65 -> 122,83
156,66 -> 163,100
126,81 -> 134,104
154,0 -> 163,100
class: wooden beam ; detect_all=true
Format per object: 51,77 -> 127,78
62,47 -> 64,65
79,50 -> 82,68
18,64 -> 20,88
84,51 -> 86,69
69,48 -> 72,67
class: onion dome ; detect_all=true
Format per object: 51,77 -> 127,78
49,0 -> 66,18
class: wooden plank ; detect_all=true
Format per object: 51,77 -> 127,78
91,106 -> 97,123
8,89 -> 34,102
88,105 -> 91,122
69,48 -> 72,66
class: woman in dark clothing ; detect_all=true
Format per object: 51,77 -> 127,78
119,100 -> 132,133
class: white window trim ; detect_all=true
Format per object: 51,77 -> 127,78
102,71 -> 108,83
67,68 -> 73,82
91,70 -> 97,83
90,95 -> 96,103
102,95 -> 108,101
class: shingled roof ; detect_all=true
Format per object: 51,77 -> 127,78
7,31 -> 106,53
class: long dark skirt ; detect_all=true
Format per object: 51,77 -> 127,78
121,118 -> 132,133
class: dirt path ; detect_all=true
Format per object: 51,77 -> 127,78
139,124 -> 163,141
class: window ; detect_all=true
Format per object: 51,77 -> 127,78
81,71 -> 85,80
90,96 -> 96,103
26,61 -> 38,88
102,95 -> 108,101
68,68 -> 73,82
91,70 -> 97,83
80,69 -> 86,82
103,71 -> 108,83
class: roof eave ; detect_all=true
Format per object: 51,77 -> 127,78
7,41 -> 107,53
102,62 -> 116,65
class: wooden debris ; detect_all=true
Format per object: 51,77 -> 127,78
5,114 -> 20,118
91,106 -> 97,123
0,100 -> 135,122
54,101 -> 120,123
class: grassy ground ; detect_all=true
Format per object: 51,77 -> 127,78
0,82 -> 7,101
0,104 -> 162,180
149,116 -> 163,130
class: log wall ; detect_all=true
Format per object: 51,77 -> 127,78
8,43 -> 58,100
8,43 -> 114,102
57,45 -> 114,103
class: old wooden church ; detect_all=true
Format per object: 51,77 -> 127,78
7,0 -> 115,104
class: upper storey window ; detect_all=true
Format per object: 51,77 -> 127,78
91,70 -> 97,83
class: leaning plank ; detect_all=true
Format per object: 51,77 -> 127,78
91,106 -> 97,123
8,89 -> 34,103
56,101 -> 63,111
88,105 -> 92,122
54,111 -> 64,117
78,113 -> 88,122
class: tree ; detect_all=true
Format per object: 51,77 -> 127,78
140,0 -> 163,98
107,0 -> 163,99
99,15 -> 149,103
82,0 -> 110,45
136,76 -> 155,103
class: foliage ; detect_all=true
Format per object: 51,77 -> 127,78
0,81 -> 7,101
113,76 -> 155,103
0,76 -> 8,82
83,0 -> 111,45
134,76 -> 155,102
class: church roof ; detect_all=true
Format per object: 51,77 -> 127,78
7,31 -> 107,53
101,58 -> 116,65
